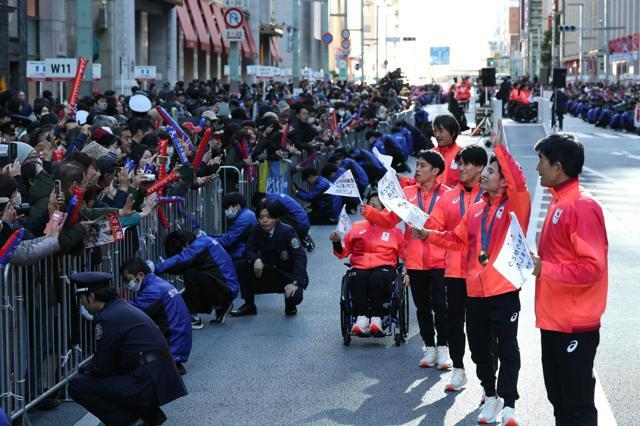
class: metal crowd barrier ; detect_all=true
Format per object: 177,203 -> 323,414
0,108 -> 416,423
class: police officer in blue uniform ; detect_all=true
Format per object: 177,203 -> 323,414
68,272 -> 187,426
231,201 -> 309,317
120,258 -> 192,375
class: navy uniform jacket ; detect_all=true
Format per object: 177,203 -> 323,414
266,193 -> 310,233
244,222 -> 309,288
215,208 -> 257,260
129,273 -> 192,363
155,234 -> 239,297
295,176 -> 342,220
84,298 -> 187,405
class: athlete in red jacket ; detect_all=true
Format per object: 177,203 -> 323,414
426,144 -> 487,392
432,114 -> 463,188
362,150 -> 452,370
417,122 -> 530,425
331,193 -> 405,336
532,133 -> 608,426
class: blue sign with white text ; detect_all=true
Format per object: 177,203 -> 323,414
430,47 -> 450,65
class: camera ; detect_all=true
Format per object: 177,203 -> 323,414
0,143 -> 18,168
14,203 -> 31,216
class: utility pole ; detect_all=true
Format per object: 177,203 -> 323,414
360,0 -> 364,83
76,0 -> 93,85
375,4 -> 379,81
229,40 -> 240,93
551,12 -> 556,69
292,0 -> 300,88
603,0 -> 609,81
321,0 -> 329,79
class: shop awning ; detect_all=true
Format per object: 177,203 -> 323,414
244,20 -> 258,59
176,4 -> 197,49
212,3 -> 230,54
270,37 -> 283,62
186,0 -> 210,51
200,0 -> 223,54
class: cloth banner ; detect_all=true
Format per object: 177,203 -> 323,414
324,169 -> 361,200
264,160 -> 290,194
373,147 -> 393,171
335,205 -> 352,236
493,212 -> 534,289
377,169 -> 405,210
386,197 -> 429,229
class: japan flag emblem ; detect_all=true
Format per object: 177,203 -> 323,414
552,208 -> 564,224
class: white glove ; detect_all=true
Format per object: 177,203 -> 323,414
146,260 -> 155,273
80,305 -> 94,321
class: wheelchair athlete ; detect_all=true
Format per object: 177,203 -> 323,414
329,193 -> 407,336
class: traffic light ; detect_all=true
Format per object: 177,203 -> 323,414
355,63 -> 360,71
402,37 -> 416,41
558,25 -> 577,32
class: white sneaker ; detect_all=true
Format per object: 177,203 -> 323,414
445,368 -> 467,391
477,396 -> 503,424
500,407 -> 520,426
419,346 -> 437,368
436,346 -> 453,370
351,316 -> 370,335
369,316 -> 383,335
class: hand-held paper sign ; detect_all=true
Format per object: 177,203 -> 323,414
493,212 -> 534,289
373,147 -> 393,171
324,169 -> 362,203
377,169 -> 405,211
335,205 -> 352,236
386,197 -> 430,229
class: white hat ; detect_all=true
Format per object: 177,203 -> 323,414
76,110 -> 89,125
129,94 -> 152,113
201,110 -> 218,121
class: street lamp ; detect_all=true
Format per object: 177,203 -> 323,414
568,3 -> 584,78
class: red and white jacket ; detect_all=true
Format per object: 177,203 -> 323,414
426,145 -> 530,298
333,220 -> 404,269
535,178 -> 608,333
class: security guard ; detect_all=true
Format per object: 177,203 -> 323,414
68,272 -> 187,426
231,201 -> 309,317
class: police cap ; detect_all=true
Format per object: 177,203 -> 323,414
71,272 -> 113,295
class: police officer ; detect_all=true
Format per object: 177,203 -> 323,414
231,201 -> 309,317
68,272 -> 187,426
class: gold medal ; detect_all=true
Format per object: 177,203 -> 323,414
478,250 -> 490,266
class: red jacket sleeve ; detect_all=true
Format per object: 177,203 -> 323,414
333,230 -> 352,260
361,204 -> 400,228
494,144 -> 531,233
427,211 -> 469,251
540,201 -> 608,286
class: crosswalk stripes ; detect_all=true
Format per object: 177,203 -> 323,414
571,130 -> 640,140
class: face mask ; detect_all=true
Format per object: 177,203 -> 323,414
167,146 -> 175,158
127,276 -> 142,293
307,117 -> 316,124
338,110 -> 345,116
225,209 -> 237,219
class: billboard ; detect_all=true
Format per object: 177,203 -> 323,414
430,47 -> 450,65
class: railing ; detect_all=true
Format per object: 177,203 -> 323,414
0,107 -> 415,423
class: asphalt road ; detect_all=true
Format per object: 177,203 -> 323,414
29,105 -> 638,426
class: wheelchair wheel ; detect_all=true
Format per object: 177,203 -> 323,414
340,306 -> 351,346
400,284 -> 410,338
340,271 -> 353,346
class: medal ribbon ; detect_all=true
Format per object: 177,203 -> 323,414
417,187 -> 440,214
480,198 -> 508,252
459,188 -> 484,217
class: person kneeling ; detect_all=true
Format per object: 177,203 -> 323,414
231,201 -> 309,317
330,193 -> 406,336
120,257 -> 192,376
155,231 -> 239,329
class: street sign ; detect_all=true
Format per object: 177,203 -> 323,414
386,36 -> 400,42
224,7 -> 244,29
27,61 -> 48,80
322,32 -> 333,45
341,29 -> 350,39
45,58 -> 77,80
337,59 -> 347,68
134,65 -> 157,80
339,68 -> 347,80
92,63 -> 101,81
429,46 -> 450,65
224,28 -> 244,41
224,0 -> 244,7
341,39 -> 351,50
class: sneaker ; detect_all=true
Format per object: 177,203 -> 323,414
419,346 -> 437,368
351,316 -> 370,335
500,407 -> 520,426
477,396 -> 503,424
445,368 -> 467,391
210,302 -> 234,325
369,316 -> 383,335
191,315 -> 203,330
436,346 -> 453,370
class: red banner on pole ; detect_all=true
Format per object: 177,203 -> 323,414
192,128 -> 212,171
68,57 -> 89,115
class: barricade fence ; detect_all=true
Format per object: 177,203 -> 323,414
0,108 -> 414,422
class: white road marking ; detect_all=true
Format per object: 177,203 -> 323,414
73,412 -> 101,426
529,167 -> 618,425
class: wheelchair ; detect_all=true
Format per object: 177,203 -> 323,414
339,264 -> 409,346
